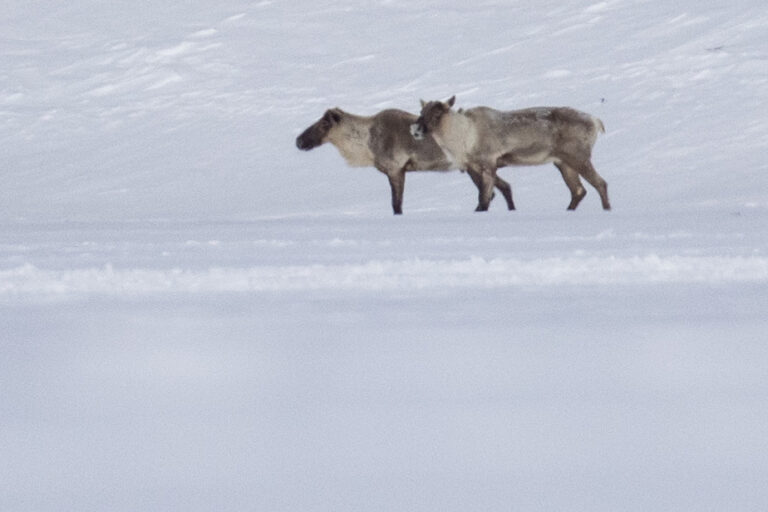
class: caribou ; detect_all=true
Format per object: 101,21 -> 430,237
295,107 -> 516,214
411,96 -> 611,211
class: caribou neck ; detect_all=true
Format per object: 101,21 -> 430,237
326,113 -> 375,167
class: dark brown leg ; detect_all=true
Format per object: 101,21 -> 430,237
574,160 -> 610,210
476,166 -> 496,212
555,162 -> 587,210
493,175 -> 515,210
387,171 -> 405,215
467,168 -> 515,211
467,169 -> 493,211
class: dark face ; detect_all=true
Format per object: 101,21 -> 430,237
411,96 -> 455,140
295,109 -> 342,150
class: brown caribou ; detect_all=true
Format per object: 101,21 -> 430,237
411,96 -> 610,211
296,107 -> 516,214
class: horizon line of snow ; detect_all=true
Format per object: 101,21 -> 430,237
2,255 -> 767,298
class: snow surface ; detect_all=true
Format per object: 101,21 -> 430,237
2,1 -> 768,511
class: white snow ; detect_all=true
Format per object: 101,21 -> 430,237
2,1 -> 768,511
3,253 -> 767,296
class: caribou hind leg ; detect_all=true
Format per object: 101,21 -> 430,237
555,162 -> 587,210
573,160 -> 611,210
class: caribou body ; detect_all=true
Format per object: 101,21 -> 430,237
295,108 -> 515,214
412,96 -> 611,211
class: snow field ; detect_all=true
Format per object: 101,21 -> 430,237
1,210 -> 766,299
0,214 -> 768,302
2,253 -> 767,297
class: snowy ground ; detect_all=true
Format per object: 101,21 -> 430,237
3,211 -> 767,511
2,1 -> 768,511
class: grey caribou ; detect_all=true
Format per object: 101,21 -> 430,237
411,96 -> 610,211
295,107 -> 516,214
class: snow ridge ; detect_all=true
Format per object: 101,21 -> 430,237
3,255 -> 767,298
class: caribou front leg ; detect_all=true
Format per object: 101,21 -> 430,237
387,170 -> 406,215
474,165 -> 496,212
466,168 -> 493,211
493,175 -> 515,210
468,168 -> 515,211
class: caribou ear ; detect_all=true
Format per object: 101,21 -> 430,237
326,108 -> 342,124
420,99 -> 427,108
446,95 -> 456,107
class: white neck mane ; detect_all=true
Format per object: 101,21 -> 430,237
326,115 -> 375,167
432,111 -> 477,167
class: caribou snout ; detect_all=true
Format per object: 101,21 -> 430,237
295,134 -> 311,150
295,130 -> 322,151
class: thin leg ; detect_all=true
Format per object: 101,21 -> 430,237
387,171 -> 405,215
493,175 -> 515,210
467,169 -> 493,211
467,168 -> 515,211
574,160 -> 611,210
555,162 -> 586,210
476,166 -> 496,212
